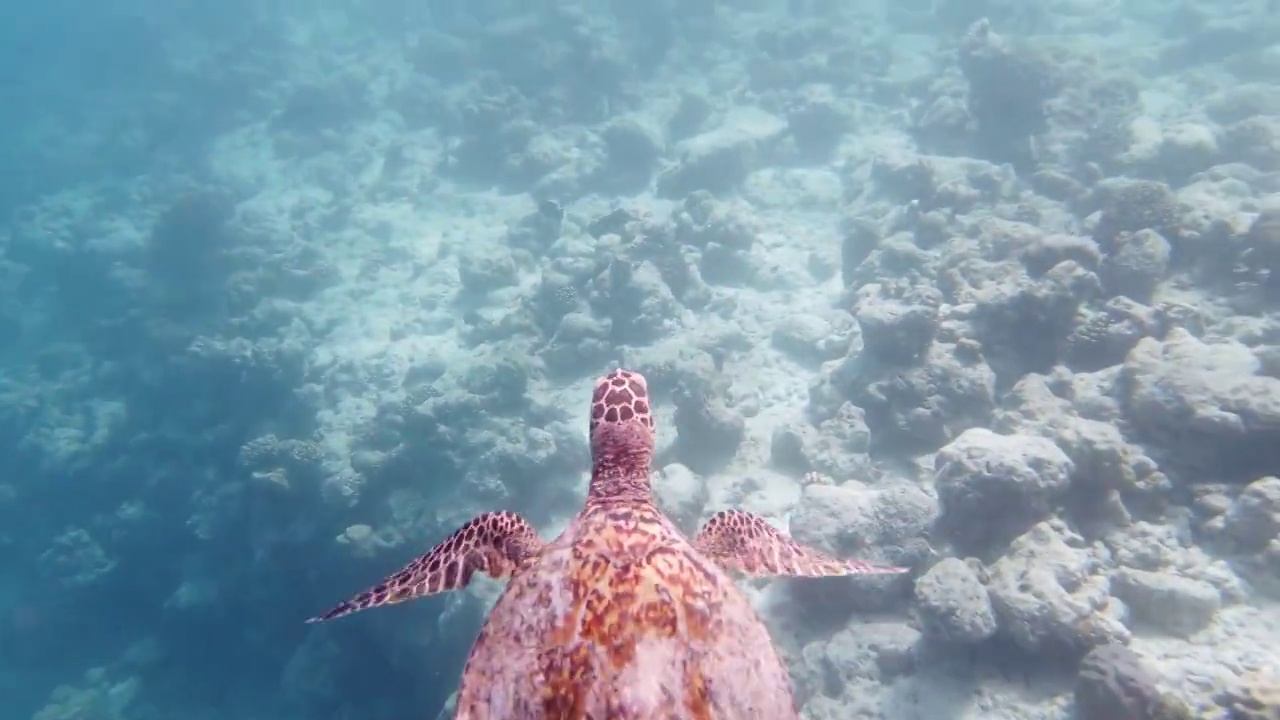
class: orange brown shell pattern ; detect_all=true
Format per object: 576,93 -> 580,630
452,501 -> 798,720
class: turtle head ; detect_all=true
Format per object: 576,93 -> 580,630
588,369 -> 655,484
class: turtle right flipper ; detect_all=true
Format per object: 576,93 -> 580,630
694,509 -> 908,578
307,511 -> 545,623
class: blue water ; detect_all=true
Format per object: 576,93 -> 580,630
3,1 -> 1278,719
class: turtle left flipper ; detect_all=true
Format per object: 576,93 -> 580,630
307,511 -> 545,623
693,509 -> 908,578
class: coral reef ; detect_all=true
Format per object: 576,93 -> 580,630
5,2 -> 1280,720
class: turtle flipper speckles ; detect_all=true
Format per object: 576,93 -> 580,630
693,509 -> 908,578
307,511 -> 544,623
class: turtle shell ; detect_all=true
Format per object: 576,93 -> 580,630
452,501 -> 798,720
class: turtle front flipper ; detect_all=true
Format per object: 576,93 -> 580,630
693,509 -> 908,578
307,511 -> 545,623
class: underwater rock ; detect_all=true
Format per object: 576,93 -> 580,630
1223,669 -> 1280,720
672,381 -> 744,475
986,521 -> 1129,655
657,107 -> 786,198
853,283 -> 943,364
913,557 -> 998,645
821,621 -> 920,684
1110,567 -> 1220,637
1075,643 -> 1189,720
1101,228 -> 1171,303
1222,476 -> 1280,551
1123,329 -> 1280,482
935,427 -> 1074,556
818,338 -> 996,454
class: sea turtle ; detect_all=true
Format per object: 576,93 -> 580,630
308,368 -> 907,719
